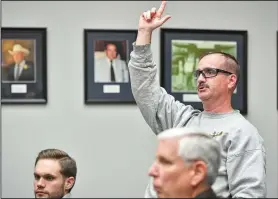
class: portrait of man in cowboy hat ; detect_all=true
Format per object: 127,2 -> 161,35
4,43 -> 35,82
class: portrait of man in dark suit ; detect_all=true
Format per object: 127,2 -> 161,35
3,43 -> 35,82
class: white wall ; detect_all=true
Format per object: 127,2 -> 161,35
2,1 -> 278,198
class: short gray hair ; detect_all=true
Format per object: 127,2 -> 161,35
158,127 -> 221,186
200,51 -> 240,87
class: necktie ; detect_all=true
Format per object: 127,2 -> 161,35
110,60 -> 115,82
15,65 -> 21,80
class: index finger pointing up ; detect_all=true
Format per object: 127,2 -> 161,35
156,1 -> 167,18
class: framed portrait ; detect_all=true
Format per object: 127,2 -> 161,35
160,28 -> 248,114
1,27 -> 47,104
84,29 -> 137,104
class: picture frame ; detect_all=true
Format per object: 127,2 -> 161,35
160,28 -> 248,114
84,29 -> 137,104
1,27 -> 47,104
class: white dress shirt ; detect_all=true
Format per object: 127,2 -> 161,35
62,193 -> 71,198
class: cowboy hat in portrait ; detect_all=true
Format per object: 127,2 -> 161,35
8,44 -> 30,56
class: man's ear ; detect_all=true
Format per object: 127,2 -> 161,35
65,177 -> 75,191
190,161 -> 207,187
228,74 -> 237,90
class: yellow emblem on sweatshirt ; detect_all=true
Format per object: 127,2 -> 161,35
23,64 -> 28,70
210,131 -> 223,137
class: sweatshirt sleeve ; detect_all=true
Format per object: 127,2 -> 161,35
128,43 -> 200,135
226,123 -> 267,198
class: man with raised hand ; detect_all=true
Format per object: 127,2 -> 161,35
128,1 -> 266,198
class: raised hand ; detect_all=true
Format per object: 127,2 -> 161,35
138,1 -> 171,32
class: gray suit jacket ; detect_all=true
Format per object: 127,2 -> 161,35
94,57 -> 129,83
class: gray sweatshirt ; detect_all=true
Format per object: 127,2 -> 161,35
128,43 -> 266,198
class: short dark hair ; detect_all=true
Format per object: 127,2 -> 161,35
104,42 -> 117,50
35,148 -> 77,192
200,51 -> 240,85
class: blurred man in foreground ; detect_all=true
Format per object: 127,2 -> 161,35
148,127 -> 221,198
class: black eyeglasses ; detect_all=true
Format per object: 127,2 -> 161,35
194,67 -> 233,79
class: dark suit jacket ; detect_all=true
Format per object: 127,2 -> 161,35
195,188 -> 219,198
7,60 -> 35,81
1,60 -> 43,99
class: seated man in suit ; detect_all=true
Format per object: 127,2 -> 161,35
33,148 -> 77,198
94,42 -> 129,83
148,127 -> 221,198
6,44 -> 35,82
